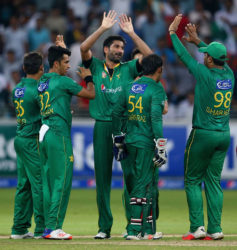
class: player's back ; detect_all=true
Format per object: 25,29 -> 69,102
38,72 -> 82,137
193,63 -> 235,131
124,76 -> 165,149
12,78 -> 41,137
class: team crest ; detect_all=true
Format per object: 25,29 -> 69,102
216,79 -> 232,90
102,72 -> 107,78
101,84 -> 106,92
130,84 -> 148,94
116,74 -> 120,79
38,79 -> 49,93
14,88 -> 25,98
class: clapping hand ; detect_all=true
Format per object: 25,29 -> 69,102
55,35 -> 66,48
118,14 -> 134,35
101,10 -> 117,30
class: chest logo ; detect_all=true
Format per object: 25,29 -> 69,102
102,72 -> 107,78
130,84 -> 148,94
216,79 -> 232,90
101,84 -> 106,92
14,88 -> 25,98
116,74 -> 120,79
38,79 -> 49,93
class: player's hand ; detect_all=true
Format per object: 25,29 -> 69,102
77,66 -> 92,79
169,14 -> 182,33
112,133 -> 127,161
183,23 -> 201,45
101,10 -> 117,30
153,138 -> 167,167
55,35 -> 66,48
118,14 -> 134,35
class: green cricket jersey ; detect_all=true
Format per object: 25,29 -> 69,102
37,72 -> 83,137
112,76 -> 166,149
171,34 -> 235,131
87,57 -> 139,121
12,78 -> 41,137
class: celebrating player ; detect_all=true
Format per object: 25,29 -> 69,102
39,46 -> 95,240
11,52 -> 45,239
169,14 -> 235,240
80,10 -> 152,239
112,54 -> 167,240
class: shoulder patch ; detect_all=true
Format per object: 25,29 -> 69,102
14,88 -> 25,98
38,79 -> 49,93
130,84 -> 148,94
216,79 -> 232,90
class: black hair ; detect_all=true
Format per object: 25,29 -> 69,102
141,54 -> 163,75
103,35 -> 126,55
23,52 -> 43,74
48,46 -> 71,68
131,48 -> 142,60
212,57 -> 225,66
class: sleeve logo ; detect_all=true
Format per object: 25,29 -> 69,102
130,84 -> 147,94
216,79 -> 232,90
14,88 -> 25,98
38,79 -> 49,93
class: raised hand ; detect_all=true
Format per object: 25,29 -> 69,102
77,66 -> 92,79
55,35 -> 66,48
169,14 -> 183,33
101,10 -> 117,30
118,14 -> 134,35
183,23 -> 201,45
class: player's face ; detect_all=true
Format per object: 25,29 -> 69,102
58,54 -> 70,75
106,40 -> 124,63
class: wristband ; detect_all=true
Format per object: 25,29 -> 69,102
84,75 -> 93,85
169,30 -> 176,33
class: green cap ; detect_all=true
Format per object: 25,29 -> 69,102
199,42 -> 228,61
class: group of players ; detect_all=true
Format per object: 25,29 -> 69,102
10,11 -> 234,241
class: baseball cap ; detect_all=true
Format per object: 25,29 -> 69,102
199,42 -> 228,61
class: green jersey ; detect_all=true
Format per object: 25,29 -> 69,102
171,34 -> 235,131
87,57 -> 139,121
38,72 -> 83,137
12,78 -> 41,137
112,76 -> 166,149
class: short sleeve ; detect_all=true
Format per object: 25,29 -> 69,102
63,77 -> 83,95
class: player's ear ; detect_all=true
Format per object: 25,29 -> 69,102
104,46 -> 109,55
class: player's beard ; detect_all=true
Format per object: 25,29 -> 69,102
108,51 -> 123,63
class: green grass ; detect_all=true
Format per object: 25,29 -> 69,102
0,189 -> 237,249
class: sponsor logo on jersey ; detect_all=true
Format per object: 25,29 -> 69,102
216,79 -> 232,90
38,79 -> 49,93
102,72 -> 107,78
14,88 -> 25,98
101,84 -> 106,92
130,84 -> 147,94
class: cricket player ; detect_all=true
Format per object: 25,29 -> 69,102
39,46 -> 95,240
112,54 -> 167,240
121,48 -> 169,239
11,52 -> 45,239
80,10 -> 152,239
169,15 -> 235,240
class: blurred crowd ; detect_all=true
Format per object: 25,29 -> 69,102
0,0 -> 237,119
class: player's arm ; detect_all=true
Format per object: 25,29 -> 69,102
163,100 -> 168,115
80,10 -> 117,61
151,89 -> 167,167
112,89 -> 126,136
151,89 -> 163,139
76,67 -> 95,99
118,14 -> 152,64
